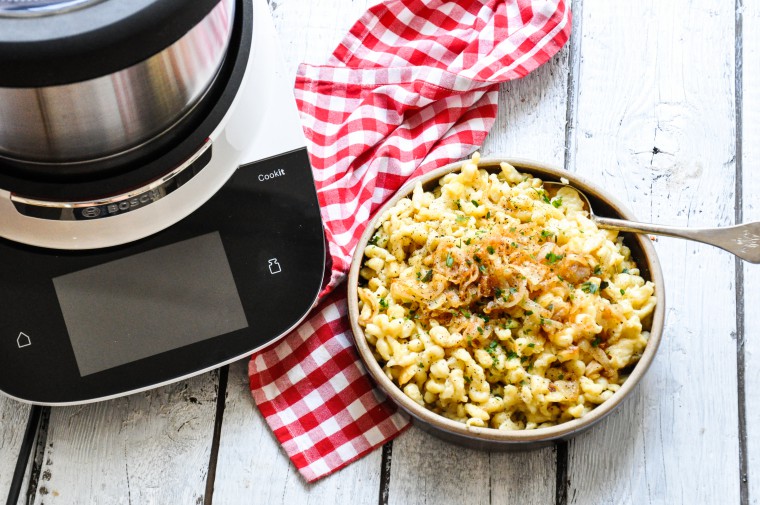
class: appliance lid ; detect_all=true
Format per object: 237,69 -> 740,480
0,0 -> 102,16
0,0 -> 255,250
0,0 -> 222,87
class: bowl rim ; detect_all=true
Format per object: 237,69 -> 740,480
347,156 -> 666,443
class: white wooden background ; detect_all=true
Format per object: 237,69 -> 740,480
1,0 -> 757,503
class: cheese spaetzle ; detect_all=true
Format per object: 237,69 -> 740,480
356,153 -> 656,430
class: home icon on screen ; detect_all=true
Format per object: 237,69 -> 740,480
17,332 -> 31,348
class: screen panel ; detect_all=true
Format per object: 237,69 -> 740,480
53,231 -> 248,376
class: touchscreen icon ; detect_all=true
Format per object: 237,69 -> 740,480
268,259 -> 282,274
17,332 -> 31,348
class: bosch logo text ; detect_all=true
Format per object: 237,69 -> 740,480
77,189 -> 162,219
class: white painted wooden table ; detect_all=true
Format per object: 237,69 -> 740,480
1,0 -> 757,503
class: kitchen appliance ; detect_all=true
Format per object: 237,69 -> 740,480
0,0 -> 325,405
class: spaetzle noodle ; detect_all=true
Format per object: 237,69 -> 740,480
356,153 -> 656,430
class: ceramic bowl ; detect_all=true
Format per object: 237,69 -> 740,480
347,157 -> 666,450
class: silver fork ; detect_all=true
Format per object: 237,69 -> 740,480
543,182 -> 760,264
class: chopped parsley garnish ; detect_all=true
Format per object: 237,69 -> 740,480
591,336 -> 602,347
622,268 -> 629,273
487,245 -> 495,254
421,269 -> 433,282
620,289 -> 626,295
528,343 -> 535,348
494,287 -> 503,298
455,199 -> 462,209
533,188 -> 551,204
477,326 -> 484,334
471,200 -> 480,207
593,265 -> 602,275
581,282 -> 598,294
502,319 -> 519,330
525,310 -> 534,316
541,230 -> 554,238
465,238 -> 472,245
446,253 -> 454,267
456,215 -> 469,223
379,298 -> 388,309
479,264 -> 487,274
507,351 -> 519,360
545,252 -> 564,264
473,254 -> 482,263
368,234 -> 380,246
460,309 -> 471,318
485,341 -> 501,365
486,211 -> 491,219
600,281 -> 609,290
509,227 -> 517,233
551,196 -> 563,208
547,304 -> 554,311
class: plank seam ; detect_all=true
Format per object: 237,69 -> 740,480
204,366 -> 230,505
24,406 -> 50,505
563,0 -> 583,173
4,405 -> 41,505
558,0 -> 581,500
734,1 -> 749,503
555,442 -> 569,505
378,441 -> 393,505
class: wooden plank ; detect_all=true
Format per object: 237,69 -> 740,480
389,428 -> 560,505
481,46 -> 571,166
269,0 -> 379,78
29,373 -> 219,505
566,1 -> 740,503
212,361 -> 383,504
742,0 -> 759,502
221,1 -> 568,502
213,2 -> 384,503
0,397 -> 30,502
387,38 -> 571,505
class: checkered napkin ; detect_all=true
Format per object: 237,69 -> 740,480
249,0 -> 571,482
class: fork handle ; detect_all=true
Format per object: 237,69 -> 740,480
594,217 -> 760,264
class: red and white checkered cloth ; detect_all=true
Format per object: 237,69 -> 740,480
249,0 -> 571,482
